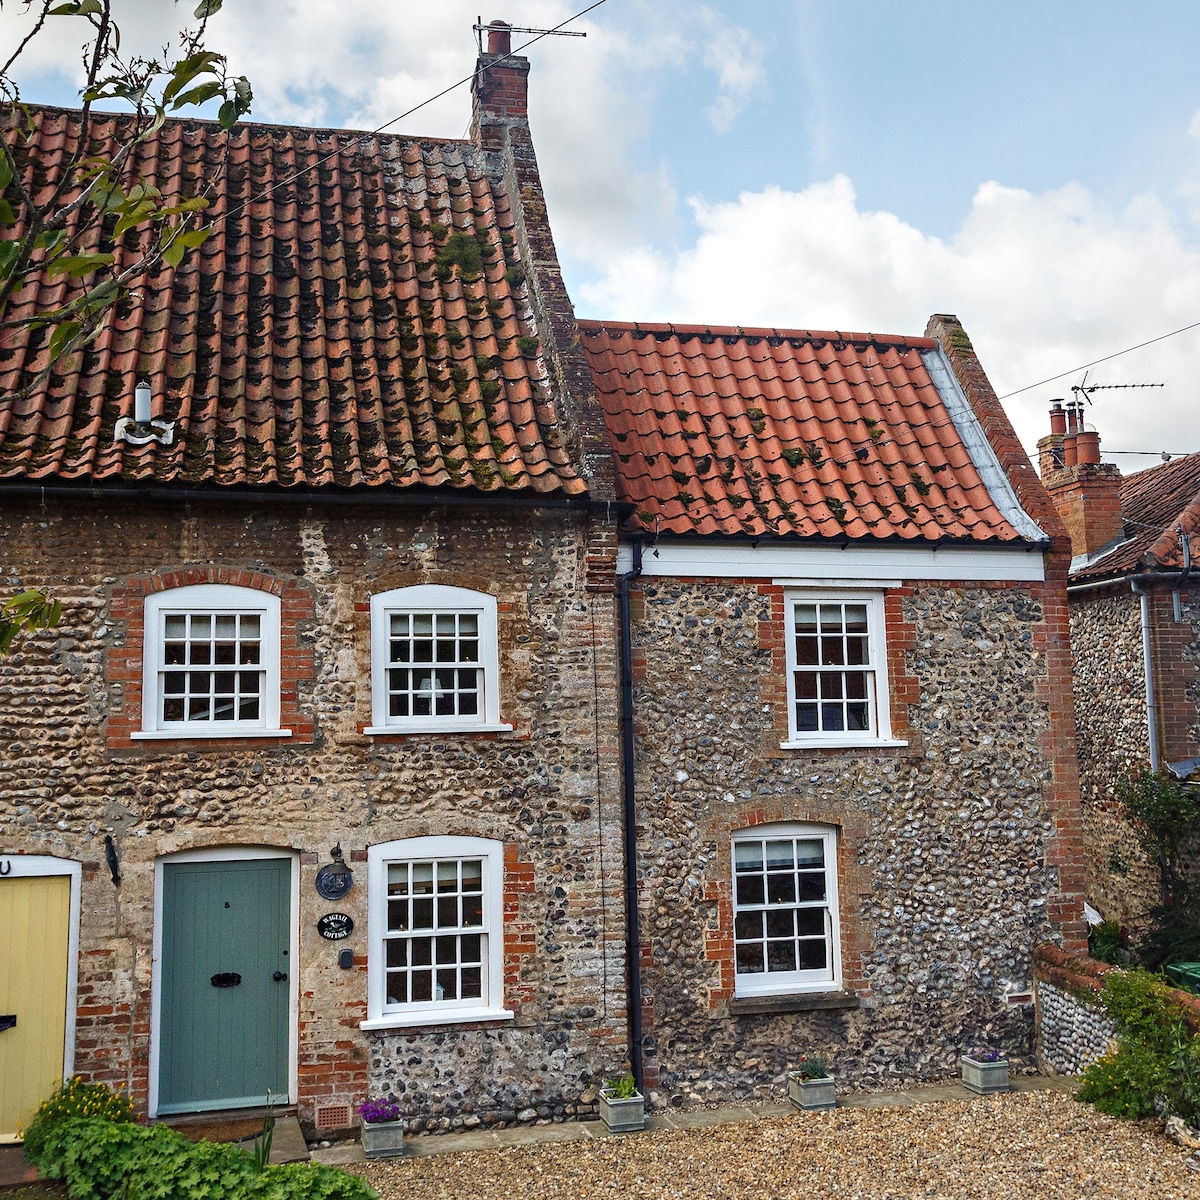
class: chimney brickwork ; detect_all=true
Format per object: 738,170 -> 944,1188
1038,401 -> 1124,558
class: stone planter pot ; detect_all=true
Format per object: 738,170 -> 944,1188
788,1073 -> 836,1112
360,1119 -> 406,1159
960,1056 -> 1009,1095
599,1089 -> 646,1133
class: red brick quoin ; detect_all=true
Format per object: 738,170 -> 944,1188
105,566 -> 316,750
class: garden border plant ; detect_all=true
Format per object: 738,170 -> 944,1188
1078,967 -> 1200,1125
22,1080 -> 378,1200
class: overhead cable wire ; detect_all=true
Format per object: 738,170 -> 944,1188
997,318 -> 1200,400
217,0 -> 607,226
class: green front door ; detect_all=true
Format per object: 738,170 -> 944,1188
159,858 -> 291,1113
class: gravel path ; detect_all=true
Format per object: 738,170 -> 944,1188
354,1089 -> 1199,1200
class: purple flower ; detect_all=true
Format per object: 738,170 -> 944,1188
358,1098 -> 403,1124
968,1049 -> 1003,1063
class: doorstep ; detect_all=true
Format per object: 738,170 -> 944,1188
0,1145 -> 38,1192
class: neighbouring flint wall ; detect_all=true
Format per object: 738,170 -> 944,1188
629,576 -> 1082,1105
0,494 -> 625,1133
1035,981 -> 1115,1075
1070,586 -> 1200,929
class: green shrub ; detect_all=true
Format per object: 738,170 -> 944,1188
21,1078 -> 135,1166
1078,967 -> 1200,1124
26,1116 -> 378,1200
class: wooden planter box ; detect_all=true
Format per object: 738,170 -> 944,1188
960,1056 -> 1009,1095
599,1089 -> 646,1133
788,1074 -> 836,1112
361,1120 -> 406,1159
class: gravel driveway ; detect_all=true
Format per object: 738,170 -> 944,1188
354,1089 -> 1199,1200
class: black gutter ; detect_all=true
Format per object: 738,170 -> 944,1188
618,540 -> 644,1091
1067,569 -> 1200,595
0,480 -> 636,518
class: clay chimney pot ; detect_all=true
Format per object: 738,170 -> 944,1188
487,20 -> 512,55
1049,401 -> 1066,436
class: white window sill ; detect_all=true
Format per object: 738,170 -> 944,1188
363,723 -> 513,737
131,728 -> 293,741
779,736 -> 908,750
360,1007 -> 514,1031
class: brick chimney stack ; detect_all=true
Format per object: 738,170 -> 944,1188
1037,401 -> 1125,558
470,19 -> 531,151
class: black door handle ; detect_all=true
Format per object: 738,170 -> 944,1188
273,971 -> 287,982
0,1014 -> 15,1032
210,972 -> 242,988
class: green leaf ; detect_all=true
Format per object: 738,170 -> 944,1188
162,240 -> 187,269
170,81 -> 223,110
176,228 -> 210,249
194,0 -> 224,17
217,100 -> 237,130
0,153 -> 12,191
46,253 -> 115,280
0,241 -> 20,277
111,201 -> 158,239
47,320 -> 82,362
0,199 -> 15,226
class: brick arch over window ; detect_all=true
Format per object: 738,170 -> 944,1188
106,567 -> 315,750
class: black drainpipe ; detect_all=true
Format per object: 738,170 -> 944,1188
618,540 -> 644,1090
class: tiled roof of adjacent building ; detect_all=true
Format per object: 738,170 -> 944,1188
1072,451 -> 1200,580
579,320 -> 1036,542
0,106 -> 586,495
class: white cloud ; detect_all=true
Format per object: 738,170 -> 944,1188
697,8 -> 767,133
576,175 -> 1200,462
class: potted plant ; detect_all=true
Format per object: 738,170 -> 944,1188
788,1053 -> 835,1112
357,1098 -> 406,1158
960,1049 -> 1009,1095
599,1072 -> 645,1133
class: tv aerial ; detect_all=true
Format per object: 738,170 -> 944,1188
474,17 -> 587,54
1071,369 -> 1164,405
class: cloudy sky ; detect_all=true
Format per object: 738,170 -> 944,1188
8,0 -> 1200,467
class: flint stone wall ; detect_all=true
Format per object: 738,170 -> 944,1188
1070,587 -> 1200,927
630,578 -> 1069,1106
1036,980 -> 1115,1075
0,495 -> 625,1131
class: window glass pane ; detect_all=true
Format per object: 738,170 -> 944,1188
767,873 -> 796,904
766,941 -> 797,972
460,934 -> 482,963
735,874 -> 764,906
386,939 -> 407,968
215,615 -> 236,638
412,863 -> 434,894
765,909 -> 794,938
798,941 -> 828,971
387,865 -> 409,894
793,604 -> 817,631
819,672 -> 844,698
191,615 -> 211,637
462,894 -> 483,927
796,909 -> 825,937
214,643 -> 236,665
846,636 -> 868,666
820,638 -> 845,666
844,604 -> 868,632
437,897 -> 458,927
847,702 -> 870,730
460,638 -> 479,664
437,861 -> 458,891
735,943 -> 764,974
165,642 -> 186,665
460,614 -> 478,636
795,840 -> 824,867
461,860 -> 483,891
165,615 -> 186,638
765,840 -> 794,870
795,636 -> 819,666
190,642 -> 211,665
734,911 -> 762,940
390,614 -> 410,636
413,614 -> 434,636
410,937 -> 432,966
410,971 -> 433,1002
188,696 -> 210,720
434,936 -> 457,964
437,969 -> 457,1000
734,842 -> 763,872
798,874 -> 827,902
412,899 -> 434,928
821,703 -> 844,731
163,698 -> 185,722
845,672 -> 868,699
387,899 -> 408,932
461,966 -> 482,998
795,702 -> 819,731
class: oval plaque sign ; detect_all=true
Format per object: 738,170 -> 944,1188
317,912 -> 354,941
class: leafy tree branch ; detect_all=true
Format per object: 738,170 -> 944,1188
1,0 -> 252,396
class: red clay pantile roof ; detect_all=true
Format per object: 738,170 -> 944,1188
1072,451 -> 1200,580
579,321 -> 1033,542
0,106 -> 585,495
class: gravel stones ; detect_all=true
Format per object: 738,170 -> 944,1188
354,1090 -> 1200,1200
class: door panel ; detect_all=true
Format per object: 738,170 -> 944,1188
0,876 -> 70,1142
159,858 -> 290,1113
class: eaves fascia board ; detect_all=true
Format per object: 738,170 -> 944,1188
920,345 -> 1048,545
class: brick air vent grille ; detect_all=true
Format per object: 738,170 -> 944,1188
314,1104 -> 353,1131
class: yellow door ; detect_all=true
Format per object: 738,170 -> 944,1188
0,875 -> 71,1142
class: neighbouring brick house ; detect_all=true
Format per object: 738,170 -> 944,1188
580,316 -> 1087,1100
1036,403 -> 1200,931
0,24 -> 630,1140
1,18 -> 1090,1136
